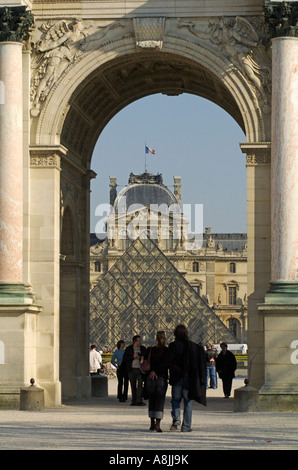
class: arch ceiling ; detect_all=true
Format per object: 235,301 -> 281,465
60,51 -> 244,166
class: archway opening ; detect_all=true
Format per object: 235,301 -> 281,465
89,93 -> 247,353
58,52 -> 249,399
90,93 -> 246,235
60,51 -> 246,166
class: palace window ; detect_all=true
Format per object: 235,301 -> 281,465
229,286 -> 237,305
95,261 -> 101,272
229,262 -> 236,273
193,285 -> 201,295
193,262 -> 199,272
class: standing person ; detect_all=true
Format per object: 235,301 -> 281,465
205,343 -> 217,389
216,342 -> 237,398
146,331 -> 169,433
89,345 -> 103,375
168,324 -> 206,432
123,335 -> 146,406
111,340 -> 129,402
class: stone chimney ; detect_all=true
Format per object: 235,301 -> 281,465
174,176 -> 181,205
109,177 -> 117,206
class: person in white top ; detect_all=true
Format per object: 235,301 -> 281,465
89,344 -> 103,375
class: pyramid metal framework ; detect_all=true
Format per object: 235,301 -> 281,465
90,236 -> 238,350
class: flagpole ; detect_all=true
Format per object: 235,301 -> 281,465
145,142 -> 147,172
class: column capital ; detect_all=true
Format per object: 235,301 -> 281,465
264,1 -> 298,38
0,6 -> 34,43
30,145 -> 67,171
240,142 -> 271,166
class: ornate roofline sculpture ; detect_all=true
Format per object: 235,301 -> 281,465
128,172 -> 163,185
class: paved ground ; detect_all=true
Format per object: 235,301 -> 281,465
0,376 -> 298,452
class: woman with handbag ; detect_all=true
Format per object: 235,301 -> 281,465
144,331 -> 169,432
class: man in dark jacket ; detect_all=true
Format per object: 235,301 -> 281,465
123,335 -> 147,406
168,325 -> 206,432
216,342 -> 237,398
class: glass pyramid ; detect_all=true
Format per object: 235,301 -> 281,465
90,236 -> 238,350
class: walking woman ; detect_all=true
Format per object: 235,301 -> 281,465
145,331 -> 169,432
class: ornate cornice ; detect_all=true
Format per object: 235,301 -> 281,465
31,0 -> 264,20
264,1 -> 298,38
240,142 -> 271,166
30,145 -> 66,170
0,6 -> 34,43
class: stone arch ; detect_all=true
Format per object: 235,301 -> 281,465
31,30 -> 270,159
1,1 -> 298,411
27,10 -> 273,404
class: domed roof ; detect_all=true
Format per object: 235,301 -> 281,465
114,172 -> 179,211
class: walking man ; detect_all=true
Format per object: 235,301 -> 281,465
216,342 -> 237,398
168,324 -> 206,432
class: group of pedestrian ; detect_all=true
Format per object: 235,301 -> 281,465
109,324 -> 207,433
205,341 -> 237,399
91,327 -> 237,433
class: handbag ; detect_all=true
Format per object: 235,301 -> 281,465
140,349 -> 151,374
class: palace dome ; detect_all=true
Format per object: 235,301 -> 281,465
113,172 -> 179,211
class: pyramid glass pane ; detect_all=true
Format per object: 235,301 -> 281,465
90,236 -> 237,350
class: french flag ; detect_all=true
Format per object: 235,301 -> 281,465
145,145 -> 155,155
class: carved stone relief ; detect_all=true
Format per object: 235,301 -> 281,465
133,17 -> 165,49
245,150 -> 271,166
30,19 -> 87,116
29,12 -> 273,123
30,155 -> 61,169
30,18 -> 128,117
177,16 -> 272,112
240,142 -> 271,166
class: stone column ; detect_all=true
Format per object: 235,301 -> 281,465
0,7 -> 41,409
0,41 -> 23,284
0,6 -> 34,303
268,36 -> 298,298
258,2 -> 298,410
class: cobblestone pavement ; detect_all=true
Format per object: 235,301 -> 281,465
0,377 -> 297,451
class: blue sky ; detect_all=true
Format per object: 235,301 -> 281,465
90,93 -> 247,234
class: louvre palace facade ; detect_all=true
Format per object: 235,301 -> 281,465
90,172 -> 247,350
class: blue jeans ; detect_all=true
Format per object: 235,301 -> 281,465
171,378 -> 192,431
147,376 -> 168,419
206,366 -> 217,388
